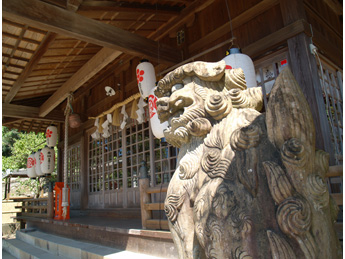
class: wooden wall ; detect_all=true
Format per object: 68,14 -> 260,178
67,0 -> 342,147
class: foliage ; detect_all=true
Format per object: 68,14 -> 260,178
2,127 -> 20,157
2,129 -> 47,172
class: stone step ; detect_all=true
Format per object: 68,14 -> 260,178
2,238 -> 63,259
3,229 -> 166,259
2,249 -> 17,259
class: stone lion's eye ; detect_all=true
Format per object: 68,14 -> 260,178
171,83 -> 183,93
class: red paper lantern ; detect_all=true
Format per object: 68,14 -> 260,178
46,125 -> 58,147
223,48 -> 257,88
136,60 -> 156,99
148,88 -> 169,139
35,150 -> 44,176
41,146 -> 55,175
27,152 -> 37,178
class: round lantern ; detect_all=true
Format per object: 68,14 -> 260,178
41,146 -> 55,175
223,48 -> 257,88
34,149 -> 44,176
27,152 -> 37,179
46,125 -> 58,147
136,60 -> 156,99
148,87 -> 169,139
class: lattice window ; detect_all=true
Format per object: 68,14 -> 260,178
154,139 -> 179,185
125,119 -> 151,188
104,126 -> 123,191
254,50 -> 289,107
317,57 -> 343,165
88,105 -> 180,196
67,143 -> 81,191
89,137 -> 103,193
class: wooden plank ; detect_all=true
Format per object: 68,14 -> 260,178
144,203 -> 165,211
3,103 -> 65,122
4,33 -> 57,104
189,0 -> 279,53
150,0 -> 216,41
322,0 -> 343,15
146,186 -> 168,194
21,213 -> 49,218
280,0 -> 334,161
21,205 -> 48,209
326,165 -> 343,178
243,19 -> 309,58
145,219 -> 169,230
39,48 -> 122,117
79,1 -> 181,15
331,193 -> 343,206
3,0 -> 181,64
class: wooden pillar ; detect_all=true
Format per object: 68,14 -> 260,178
280,0 -> 334,164
47,182 -> 54,218
139,177 -> 151,229
139,161 -> 152,229
80,131 -> 89,210
57,123 -> 64,182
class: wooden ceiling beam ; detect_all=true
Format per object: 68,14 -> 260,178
39,48 -> 122,117
3,0 -> 182,64
3,103 -> 65,122
79,1 -> 181,15
4,32 -> 57,104
151,0 -> 216,41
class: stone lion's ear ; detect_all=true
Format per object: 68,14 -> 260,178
182,60 -> 226,82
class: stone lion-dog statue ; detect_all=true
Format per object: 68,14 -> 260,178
154,60 -> 341,259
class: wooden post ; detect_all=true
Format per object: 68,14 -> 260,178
47,182 -> 54,218
280,0 -> 334,164
139,161 -> 152,229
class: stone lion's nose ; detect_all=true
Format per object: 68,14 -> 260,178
156,97 -> 170,122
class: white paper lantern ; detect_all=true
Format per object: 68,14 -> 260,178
27,152 -> 37,178
35,150 -> 44,176
223,48 -> 257,88
136,60 -> 156,99
148,88 -> 169,139
46,125 -> 58,147
41,146 -> 55,175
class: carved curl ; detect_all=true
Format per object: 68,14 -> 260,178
230,124 -> 261,151
307,174 -> 329,210
267,230 -> 296,259
263,161 -> 294,204
205,93 -> 232,120
277,197 -> 311,237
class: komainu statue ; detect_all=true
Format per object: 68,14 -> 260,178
154,60 -> 342,259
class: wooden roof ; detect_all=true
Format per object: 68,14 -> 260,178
3,0 -> 342,133
2,0 -> 203,133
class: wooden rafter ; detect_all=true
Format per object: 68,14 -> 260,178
79,1 -> 182,15
3,103 -> 65,122
39,48 -> 122,117
3,0 -> 182,64
4,32 -> 57,104
151,0 -> 216,41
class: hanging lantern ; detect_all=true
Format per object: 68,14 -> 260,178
27,152 -> 37,179
136,59 -> 156,99
69,113 -> 81,128
35,149 -> 44,176
148,87 -> 169,139
223,48 -> 257,88
41,146 -> 55,175
46,125 -> 58,147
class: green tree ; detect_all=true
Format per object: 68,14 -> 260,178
2,127 -> 20,157
2,130 -> 46,171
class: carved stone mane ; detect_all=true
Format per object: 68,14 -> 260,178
155,60 -> 341,259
